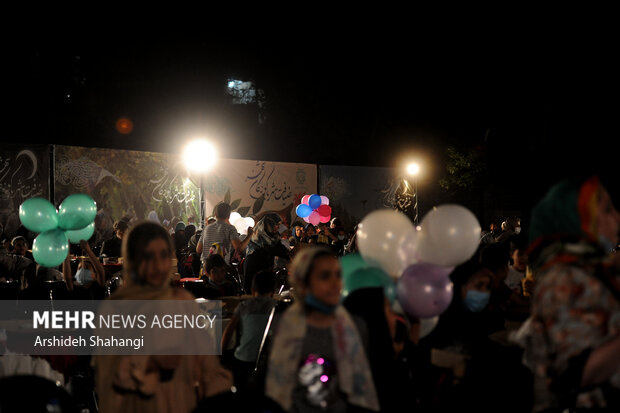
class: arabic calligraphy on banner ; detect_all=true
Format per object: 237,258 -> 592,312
54,146 -> 200,246
0,145 -> 49,237
54,146 -> 317,237
203,159 -> 316,225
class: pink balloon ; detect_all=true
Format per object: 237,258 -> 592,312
320,214 -> 331,223
317,204 -> 332,217
320,196 -> 329,206
397,262 -> 454,318
309,211 -> 321,226
301,195 -> 311,205
303,216 -> 310,223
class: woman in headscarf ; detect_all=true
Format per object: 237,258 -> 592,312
521,176 -> 620,412
93,221 -> 233,413
243,213 -> 289,294
265,246 -> 379,412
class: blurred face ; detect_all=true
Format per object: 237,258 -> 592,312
139,238 -> 172,287
597,188 -> 620,247
307,226 -> 316,236
13,240 -> 27,255
307,256 -> 342,307
209,266 -> 227,284
295,227 -> 303,237
461,270 -> 492,300
512,249 -> 528,272
115,228 -> 127,240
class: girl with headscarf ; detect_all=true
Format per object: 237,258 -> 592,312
265,246 -> 379,412
243,213 -> 289,294
521,176 -> 620,412
93,221 -> 233,413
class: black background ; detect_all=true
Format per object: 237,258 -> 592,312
3,20 -> 618,224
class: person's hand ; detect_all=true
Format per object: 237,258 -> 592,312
246,226 -> 254,237
79,240 -> 90,252
523,278 -> 535,296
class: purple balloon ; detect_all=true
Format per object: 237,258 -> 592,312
397,262 -> 454,318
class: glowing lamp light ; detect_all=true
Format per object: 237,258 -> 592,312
320,375 -> 329,383
407,162 -> 420,176
183,139 -> 218,173
228,81 -> 236,88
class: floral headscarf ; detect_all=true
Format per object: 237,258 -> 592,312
246,213 -> 282,256
527,176 -> 606,266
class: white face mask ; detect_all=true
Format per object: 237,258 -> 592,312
514,227 -> 521,234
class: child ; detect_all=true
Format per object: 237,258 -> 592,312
266,246 -> 379,412
221,270 -> 277,391
202,253 -> 237,297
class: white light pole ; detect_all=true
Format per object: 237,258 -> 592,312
406,162 -> 420,225
183,139 -> 218,229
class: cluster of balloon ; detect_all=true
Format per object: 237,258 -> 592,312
19,194 -> 97,267
229,212 -> 255,236
355,205 -> 481,333
296,194 -> 331,226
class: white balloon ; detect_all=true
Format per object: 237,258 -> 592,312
419,316 -> 439,339
396,228 -> 420,271
356,209 -> 416,279
234,218 -> 248,235
230,212 -> 242,225
416,204 -> 481,267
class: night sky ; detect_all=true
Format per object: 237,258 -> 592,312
5,28 -> 619,221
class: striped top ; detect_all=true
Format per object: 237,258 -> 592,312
199,221 -> 240,264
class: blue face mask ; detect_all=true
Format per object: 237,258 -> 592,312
75,268 -> 93,285
304,293 -> 338,314
463,290 -> 490,313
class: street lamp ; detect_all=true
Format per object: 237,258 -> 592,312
183,139 -> 218,229
406,162 -> 420,225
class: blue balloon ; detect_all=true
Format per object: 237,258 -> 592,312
296,203 -> 313,218
308,194 -> 322,210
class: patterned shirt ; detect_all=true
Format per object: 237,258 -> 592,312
199,221 -> 239,264
524,244 -> 620,411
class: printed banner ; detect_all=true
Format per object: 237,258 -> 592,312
54,145 -> 200,245
318,165 -> 403,229
203,159 -> 317,226
0,144 -> 50,239
54,146 -> 317,242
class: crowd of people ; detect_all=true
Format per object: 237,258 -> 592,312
1,175 -> 620,412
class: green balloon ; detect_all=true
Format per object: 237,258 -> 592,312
66,222 -> 95,244
33,229 -> 69,267
342,266 -> 396,305
339,253 -> 368,280
19,197 -> 59,233
58,194 -> 97,230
